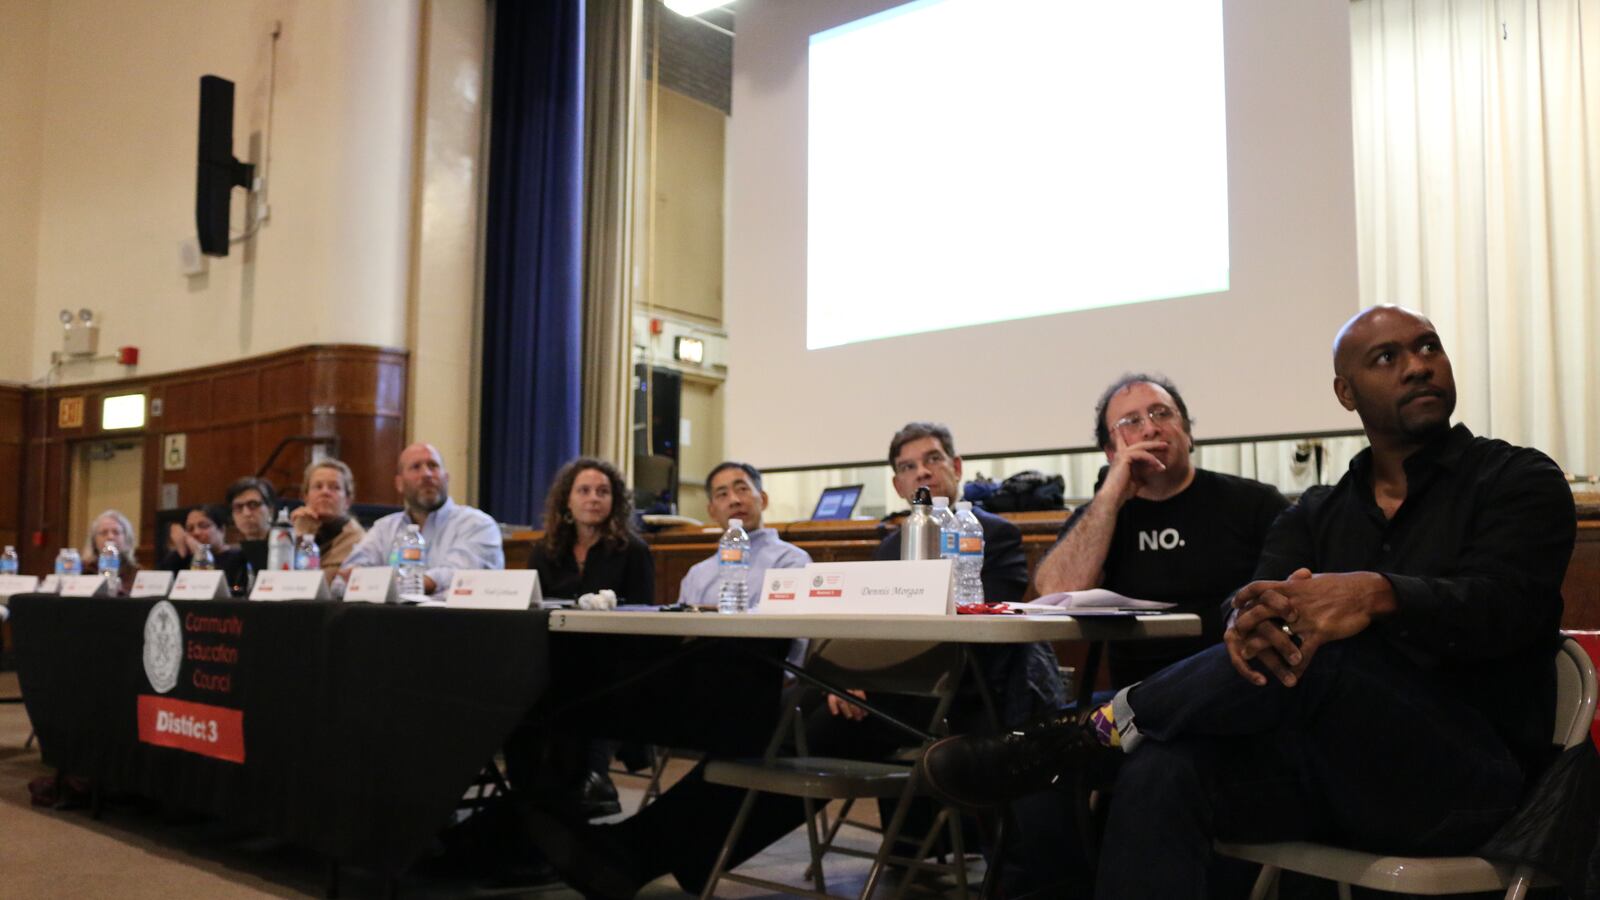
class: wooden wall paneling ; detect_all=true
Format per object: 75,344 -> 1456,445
0,385 -> 24,555
253,414 -> 312,495
324,412 -> 404,506
259,361 -> 306,419
157,378 -> 214,431
1562,523 -> 1600,631
9,346 -> 408,577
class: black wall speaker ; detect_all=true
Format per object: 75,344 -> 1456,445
195,75 -> 255,257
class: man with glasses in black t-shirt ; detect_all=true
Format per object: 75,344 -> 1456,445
1034,374 -> 1290,686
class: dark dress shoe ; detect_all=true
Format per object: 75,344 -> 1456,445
579,770 -> 622,819
520,806 -> 645,900
921,714 -> 1118,808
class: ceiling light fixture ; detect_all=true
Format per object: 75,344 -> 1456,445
664,0 -> 732,17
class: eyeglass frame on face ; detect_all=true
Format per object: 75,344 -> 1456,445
893,448 -> 952,476
231,498 -> 265,513
1112,404 -> 1180,436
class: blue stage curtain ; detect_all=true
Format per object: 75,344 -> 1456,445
479,0 -> 585,525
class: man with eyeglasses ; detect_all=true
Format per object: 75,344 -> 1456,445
225,476 -> 278,542
1034,375 -> 1290,686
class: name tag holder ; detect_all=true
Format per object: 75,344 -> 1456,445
0,574 -> 40,599
758,559 -> 954,616
446,570 -> 542,610
61,575 -> 114,598
250,570 -> 330,602
170,570 -> 232,600
344,567 -> 399,604
129,570 -> 175,598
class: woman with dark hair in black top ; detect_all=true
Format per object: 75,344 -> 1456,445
158,504 -> 252,596
526,456 -> 655,818
527,457 -> 654,604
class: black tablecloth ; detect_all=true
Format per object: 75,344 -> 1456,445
10,594 -> 550,875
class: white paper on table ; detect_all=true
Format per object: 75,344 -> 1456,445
251,570 -> 330,601
0,574 -> 40,598
344,567 -> 398,604
129,570 -> 174,598
445,570 -> 541,610
1023,589 -> 1175,611
60,575 -> 113,597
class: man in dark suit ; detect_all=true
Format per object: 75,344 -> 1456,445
864,421 -> 1062,725
873,421 -> 1029,597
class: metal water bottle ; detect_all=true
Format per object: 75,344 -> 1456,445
899,487 -> 941,561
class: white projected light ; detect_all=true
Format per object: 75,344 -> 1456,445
101,393 -> 147,430
806,0 -> 1230,349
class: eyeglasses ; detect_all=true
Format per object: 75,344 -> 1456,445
1113,405 -> 1178,434
893,450 -> 951,476
231,499 -> 265,512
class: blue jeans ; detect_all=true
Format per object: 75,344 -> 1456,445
1096,633 -> 1525,899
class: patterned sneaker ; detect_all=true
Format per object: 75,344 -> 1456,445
921,714 -> 1115,808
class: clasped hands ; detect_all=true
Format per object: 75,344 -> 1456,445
1225,568 -> 1393,687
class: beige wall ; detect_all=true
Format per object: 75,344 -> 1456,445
640,85 -> 728,515
19,0 -> 420,387
0,0 -> 49,383
675,376 -> 724,516
647,85 -> 724,325
409,0 -> 487,500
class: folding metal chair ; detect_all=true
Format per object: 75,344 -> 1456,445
1217,637 -> 1599,899
700,639 -> 978,899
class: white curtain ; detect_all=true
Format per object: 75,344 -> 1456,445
1350,0 -> 1600,478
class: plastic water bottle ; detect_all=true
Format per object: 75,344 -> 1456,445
56,548 -> 82,575
192,543 -> 215,570
0,546 -> 18,577
294,533 -> 321,571
266,508 -> 294,571
717,518 -> 751,614
98,542 -> 121,589
954,501 -> 986,604
396,524 -> 428,597
931,496 -> 959,560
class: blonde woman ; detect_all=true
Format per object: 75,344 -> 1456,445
290,458 -> 367,581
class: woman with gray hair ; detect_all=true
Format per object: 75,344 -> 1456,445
81,508 -> 139,595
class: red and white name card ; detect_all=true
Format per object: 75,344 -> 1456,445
446,570 -> 542,610
129,570 -> 174,598
250,570 -> 329,601
343,567 -> 398,604
0,575 -> 39,598
61,575 -> 114,598
757,560 -> 954,616
170,570 -> 231,600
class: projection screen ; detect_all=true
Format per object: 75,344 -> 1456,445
726,0 -> 1361,469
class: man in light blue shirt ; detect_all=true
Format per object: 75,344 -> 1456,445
340,442 -> 504,594
676,461 -> 810,608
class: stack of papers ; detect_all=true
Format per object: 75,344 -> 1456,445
1014,589 -> 1175,616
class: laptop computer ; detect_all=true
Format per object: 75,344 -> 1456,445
810,484 -> 864,521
